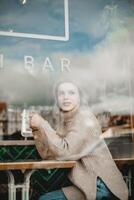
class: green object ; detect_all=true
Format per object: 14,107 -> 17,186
0,145 -> 71,200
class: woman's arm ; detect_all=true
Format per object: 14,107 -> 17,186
30,113 -> 102,161
32,129 -> 55,160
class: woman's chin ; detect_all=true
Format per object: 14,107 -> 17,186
61,106 -> 73,112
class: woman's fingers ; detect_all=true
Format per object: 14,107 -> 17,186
29,112 -> 36,119
29,113 -> 44,130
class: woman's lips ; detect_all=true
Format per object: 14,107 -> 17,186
63,102 -> 71,106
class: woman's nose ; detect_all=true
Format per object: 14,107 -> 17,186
64,93 -> 69,99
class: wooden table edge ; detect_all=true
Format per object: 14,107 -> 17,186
0,160 -> 76,170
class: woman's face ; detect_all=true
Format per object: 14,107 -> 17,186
57,82 -> 80,111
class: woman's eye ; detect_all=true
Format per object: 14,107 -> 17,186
69,91 -> 75,95
58,91 -> 64,96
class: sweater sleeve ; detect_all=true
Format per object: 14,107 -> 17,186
33,115 -> 102,161
32,129 -> 56,160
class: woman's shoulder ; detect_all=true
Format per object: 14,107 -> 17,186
78,107 -> 102,134
79,107 -> 99,125
79,107 -> 96,119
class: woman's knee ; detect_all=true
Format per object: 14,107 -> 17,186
38,193 -> 53,200
38,190 -> 67,200
38,194 -> 47,200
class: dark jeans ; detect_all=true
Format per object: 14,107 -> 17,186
38,177 -> 118,200
96,178 -> 119,200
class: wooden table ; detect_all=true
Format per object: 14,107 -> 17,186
0,160 -> 76,200
114,157 -> 134,165
0,160 -> 76,170
1,157 -> 133,200
0,139 -> 134,200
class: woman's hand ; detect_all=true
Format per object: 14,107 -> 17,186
29,113 -> 45,131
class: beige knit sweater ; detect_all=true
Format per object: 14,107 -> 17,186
33,107 -> 128,200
